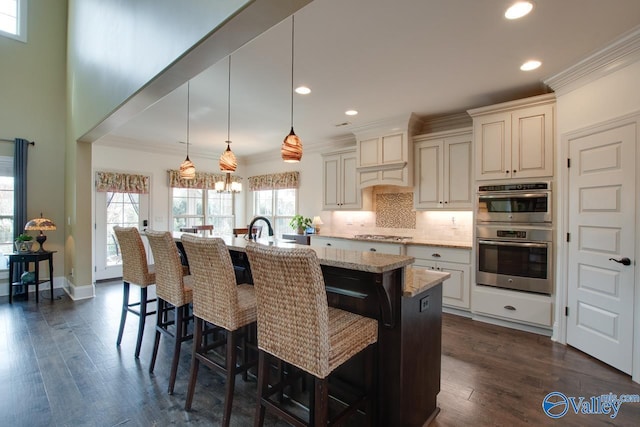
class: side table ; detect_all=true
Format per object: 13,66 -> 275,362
7,251 -> 56,303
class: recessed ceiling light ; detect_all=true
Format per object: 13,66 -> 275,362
345,110 -> 358,116
295,86 -> 311,95
520,60 -> 541,71
505,1 -> 533,20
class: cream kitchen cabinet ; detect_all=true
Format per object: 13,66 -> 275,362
469,94 -> 555,181
310,236 -> 402,255
323,149 -> 370,210
352,114 -> 423,188
406,245 -> 471,310
414,128 -> 472,209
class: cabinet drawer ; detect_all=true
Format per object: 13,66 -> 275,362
473,287 -> 553,327
346,240 -> 403,255
406,245 -> 470,264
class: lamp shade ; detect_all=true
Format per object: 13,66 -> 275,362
25,215 -> 56,231
180,156 -> 196,180
219,143 -> 237,172
281,127 -> 303,162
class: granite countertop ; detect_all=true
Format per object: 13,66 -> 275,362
404,267 -> 451,297
311,232 -> 472,250
173,232 -> 414,274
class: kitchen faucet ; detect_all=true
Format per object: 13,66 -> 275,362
247,216 -> 274,241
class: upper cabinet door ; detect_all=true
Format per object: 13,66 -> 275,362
511,103 -> 554,179
471,94 -> 555,181
444,135 -> 472,208
474,112 -> 512,181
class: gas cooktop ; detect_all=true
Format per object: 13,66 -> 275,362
354,234 -> 412,242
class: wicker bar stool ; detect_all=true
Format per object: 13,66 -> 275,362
246,244 -> 378,427
146,230 -> 194,394
113,226 -> 157,359
180,234 -> 257,426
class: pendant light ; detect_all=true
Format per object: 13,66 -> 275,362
281,15 -> 303,163
219,55 -> 238,173
179,81 -> 196,180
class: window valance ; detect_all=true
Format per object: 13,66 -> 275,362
168,170 -> 242,189
96,171 -> 150,194
247,171 -> 299,191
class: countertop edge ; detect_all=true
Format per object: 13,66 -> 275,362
403,267 -> 450,297
311,233 -> 472,250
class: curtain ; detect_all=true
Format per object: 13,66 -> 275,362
167,170 -> 241,189
13,138 -> 31,285
95,171 -> 150,193
247,171 -> 299,191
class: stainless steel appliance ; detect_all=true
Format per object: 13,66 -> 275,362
476,225 -> 553,294
477,182 -> 551,224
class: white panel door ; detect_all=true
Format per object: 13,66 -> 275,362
567,122 -> 636,374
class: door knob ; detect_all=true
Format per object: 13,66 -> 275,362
609,257 -> 631,266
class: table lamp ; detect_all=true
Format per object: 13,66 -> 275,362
25,213 -> 56,252
312,216 -> 324,234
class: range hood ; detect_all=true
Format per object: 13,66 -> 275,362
352,113 -> 424,188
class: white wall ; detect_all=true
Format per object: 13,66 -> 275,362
0,0 -> 67,294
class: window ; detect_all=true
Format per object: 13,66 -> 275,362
0,175 -> 13,268
171,188 -> 234,234
0,0 -> 27,42
105,192 -> 139,266
253,188 -> 297,237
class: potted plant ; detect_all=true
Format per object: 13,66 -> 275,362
289,215 -> 312,235
15,233 -> 34,253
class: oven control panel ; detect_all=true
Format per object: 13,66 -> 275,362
497,230 -> 527,239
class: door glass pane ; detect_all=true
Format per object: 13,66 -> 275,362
106,192 -> 140,266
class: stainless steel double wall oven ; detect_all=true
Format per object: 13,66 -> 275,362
476,182 -> 553,295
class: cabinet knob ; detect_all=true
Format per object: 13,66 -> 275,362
444,201 -> 448,204
505,170 -> 510,174
513,169 -> 517,173
439,201 -> 443,204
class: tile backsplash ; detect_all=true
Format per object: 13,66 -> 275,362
322,189 -> 472,245
376,192 -> 416,228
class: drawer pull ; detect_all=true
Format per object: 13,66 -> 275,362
326,243 -> 332,246
432,253 -> 441,258
370,248 -> 377,252
504,305 -> 516,311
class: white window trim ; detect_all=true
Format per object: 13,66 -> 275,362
0,0 -> 27,43
169,188 -> 235,233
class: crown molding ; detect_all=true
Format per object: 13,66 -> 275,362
544,25 -> 640,95
94,135 -> 219,160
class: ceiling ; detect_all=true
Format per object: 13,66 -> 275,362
101,0 -> 640,160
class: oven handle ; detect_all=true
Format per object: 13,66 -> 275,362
478,193 -> 548,199
478,239 -> 548,249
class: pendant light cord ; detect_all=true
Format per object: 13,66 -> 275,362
290,15 -> 295,127
227,56 -> 231,144
186,81 -> 191,157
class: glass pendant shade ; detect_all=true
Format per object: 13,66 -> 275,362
219,142 -> 237,172
180,155 -> 196,180
281,127 -> 302,162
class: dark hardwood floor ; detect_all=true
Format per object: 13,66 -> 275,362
1,281 -> 639,426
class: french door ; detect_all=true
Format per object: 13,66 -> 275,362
94,191 -> 150,281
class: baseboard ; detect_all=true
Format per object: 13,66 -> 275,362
471,312 -> 553,336
443,306 -> 472,318
62,277 -> 95,300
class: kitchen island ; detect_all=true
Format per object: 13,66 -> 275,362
175,233 -> 448,426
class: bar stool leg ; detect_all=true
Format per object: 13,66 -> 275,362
134,286 -> 148,358
223,330 -> 238,427
254,351 -> 269,427
185,317 -> 203,410
168,304 -> 185,394
313,377 -> 329,426
149,298 -> 165,373
116,282 -> 131,347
